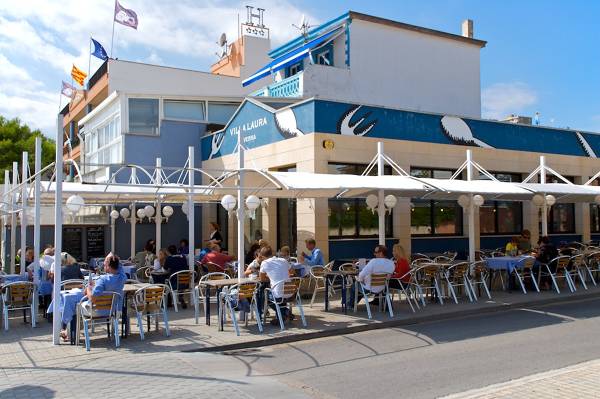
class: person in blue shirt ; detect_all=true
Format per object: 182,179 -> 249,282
300,238 -> 324,266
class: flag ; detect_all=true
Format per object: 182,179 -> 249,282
61,81 -> 76,98
71,65 -> 87,86
91,38 -> 108,61
114,0 -> 138,29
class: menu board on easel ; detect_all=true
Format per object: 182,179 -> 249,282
62,227 -> 83,261
86,227 -> 105,258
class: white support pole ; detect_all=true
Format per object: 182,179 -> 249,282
188,147 -> 195,272
10,162 -> 17,274
33,138 -> 41,287
237,139 -> 245,279
540,156 -> 548,237
377,142 -> 385,246
155,158 -> 162,256
466,150 -> 476,262
52,115 -> 64,345
1,170 -> 9,272
110,205 -> 116,254
130,201 -> 136,259
20,151 -> 28,275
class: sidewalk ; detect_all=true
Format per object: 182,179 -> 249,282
441,358 -> 600,398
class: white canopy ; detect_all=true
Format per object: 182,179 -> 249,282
418,178 -> 535,201
517,183 -> 599,202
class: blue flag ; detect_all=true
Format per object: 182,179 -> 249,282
91,38 -> 108,61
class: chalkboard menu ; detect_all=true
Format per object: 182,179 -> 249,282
63,227 -> 83,261
86,227 -> 105,259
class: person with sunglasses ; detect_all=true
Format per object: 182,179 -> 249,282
347,245 -> 395,307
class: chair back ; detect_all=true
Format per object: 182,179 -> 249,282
519,256 -> 536,270
474,250 -> 486,261
82,291 -> 120,320
550,256 -> 570,271
171,270 -> 195,287
411,253 -> 430,262
232,282 -> 258,301
309,265 -> 326,278
448,262 -> 470,279
136,266 -> 152,283
203,262 -> 224,274
369,273 -> 389,290
411,258 -> 431,268
2,281 -> 34,307
570,254 -> 585,268
281,278 -> 301,299
433,255 -> 452,264
587,251 -> 600,267
134,284 -> 166,313
339,262 -> 358,273
200,272 -> 230,283
444,251 -> 458,260
471,260 -> 488,275
324,261 -> 335,272
61,279 -> 85,290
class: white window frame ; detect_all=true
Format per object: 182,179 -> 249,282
162,99 -> 208,124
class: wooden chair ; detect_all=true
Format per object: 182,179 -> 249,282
444,262 -> 473,303
167,270 -> 197,313
136,266 -> 152,283
539,256 -> 574,293
220,282 -> 263,336
263,277 -> 307,331
131,284 -> 169,340
308,265 -> 332,308
513,256 -> 539,294
468,260 -> 492,300
194,272 -> 229,324
354,272 -> 393,319
412,263 -> 444,305
1,281 -> 36,331
567,254 -> 588,290
79,291 -> 121,351
585,251 -> 600,285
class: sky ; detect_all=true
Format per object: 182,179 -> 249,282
0,0 -> 598,138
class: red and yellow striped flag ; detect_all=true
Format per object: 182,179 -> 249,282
71,64 -> 87,86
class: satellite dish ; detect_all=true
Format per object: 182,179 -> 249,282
218,32 -> 227,47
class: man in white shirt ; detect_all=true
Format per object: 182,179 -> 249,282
348,245 -> 395,306
259,246 -> 293,325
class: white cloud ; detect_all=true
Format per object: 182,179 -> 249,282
0,0 -> 318,136
482,82 -> 538,120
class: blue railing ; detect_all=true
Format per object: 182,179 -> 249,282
267,73 -> 302,97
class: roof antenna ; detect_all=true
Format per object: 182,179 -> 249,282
293,14 -> 312,39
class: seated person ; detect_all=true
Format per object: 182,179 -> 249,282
178,239 -> 189,256
245,242 -> 261,265
134,240 -> 155,269
165,245 -> 191,308
299,238 -> 324,266
153,248 -> 168,272
200,244 -> 235,271
244,248 -> 261,279
389,244 -> 410,290
505,236 -> 520,256
259,246 -> 293,325
60,253 -> 125,342
348,245 -> 395,306
536,236 -> 558,290
60,253 -> 84,281
518,229 -> 532,252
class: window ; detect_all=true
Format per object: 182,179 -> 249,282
277,166 -> 297,251
546,175 -> 575,234
478,172 -> 523,235
286,62 -> 303,78
312,43 -> 333,66
84,116 -> 122,174
328,163 -> 393,238
207,102 -> 239,124
164,100 -> 206,121
410,167 -> 463,236
589,178 -> 600,233
128,98 -> 158,134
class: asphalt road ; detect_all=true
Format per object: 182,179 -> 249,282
219,297 -> 600,399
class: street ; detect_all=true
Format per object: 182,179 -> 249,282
3,297 -> 600,398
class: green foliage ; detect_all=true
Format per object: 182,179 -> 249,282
0,116 -> 56,184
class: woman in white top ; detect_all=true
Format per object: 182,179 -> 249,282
153,249 -> 168,272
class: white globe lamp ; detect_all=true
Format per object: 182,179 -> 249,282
545,194 -> 556,207
245,195 -> 261,219
472,194 -> 485,207
366,194 -> 378,213
136,208 -> 146,219
65,195 -> 85,214
119,207 -> 130,219
162,205 -> 174,218
384,194 -> 397,210
110,210 -> 119,220
532,194 -> 545,207
221,195 -> 237,217
457,194 -> 470,208
144,205 -> 155,218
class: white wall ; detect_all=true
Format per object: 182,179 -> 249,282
303,19 -> 482,118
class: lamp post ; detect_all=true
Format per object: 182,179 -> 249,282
20,151 -> 28,276
366,192 -> 398,245
533,193 -> 556,237
52,115 -> 64,345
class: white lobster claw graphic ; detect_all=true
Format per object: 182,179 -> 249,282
441,115 -> 492,148
208,132 -> 225,159
576,132 -> 597,158
339,105 -> 377,136
275,108 -> 304,138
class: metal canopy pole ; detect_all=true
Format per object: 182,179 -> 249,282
33,138 -> 41,287
155,158 -> 162,256
130,201 -> 136,259
110,205 -> 116,254
466,150 -> 476,262
188,147 -> 195,272
20,151 -> 28,275
1,170 -> 9,272
10,162 -> 17,274
377,142 -> 385,246
237,137 -> 245,279
540,156 -> 548,237
52,115 -> 64,345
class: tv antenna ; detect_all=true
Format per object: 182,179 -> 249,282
293,15 -> 312,39
216,32 -> 229,58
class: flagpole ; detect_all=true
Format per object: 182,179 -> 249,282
87,35 -> 92,87
110,0 -> 116,58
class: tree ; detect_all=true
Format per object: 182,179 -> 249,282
0,116 -> 56,184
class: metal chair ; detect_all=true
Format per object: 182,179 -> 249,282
79,291 -> 121,351
585,251 -> 600,286
220,281 -> 263,336
167,270 -> 198,313
61,279 -> 85,291
388,270 -> 419,313
135,266 -> 152,283
468,260 -> 492,300
567,254 -> 588,290
433,255 -> 453,264
1,281 -> 36,331
444,262 -> 473,303
354,272 -> 393,319
263,277 -> 306,331
131,284 -> 169,340
309,265 -> 333,308
194,272 -> 229,323
539,256 -> 574,293
513,256 -> 539,294
412,264 -> 444,305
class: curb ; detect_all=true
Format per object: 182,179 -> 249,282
183,290 -> 600,353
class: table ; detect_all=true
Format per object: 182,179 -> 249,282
122,265 -> 136,279
47,288 -> 85,345
122,283 -> 151,337
324,270 -> 358,314
486,256 -> 529,274
199,278 -> 255,328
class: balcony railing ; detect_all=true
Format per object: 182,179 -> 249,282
250,72 -> 303,98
